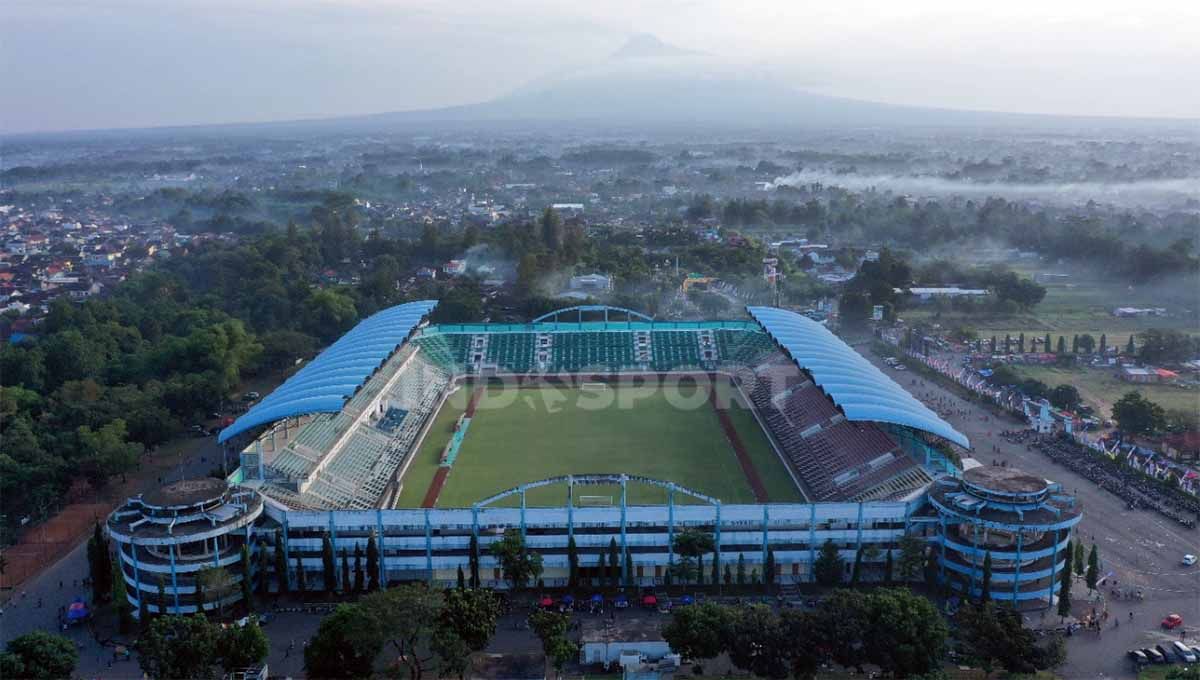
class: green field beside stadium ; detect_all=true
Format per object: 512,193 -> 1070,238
396,381 -> 803,508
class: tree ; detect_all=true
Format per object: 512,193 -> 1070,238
322,535 -> 337,595
1044,333 -> 1052,352
366,531 -> 380,592
456,564 -> 466,591
467,533 -> 480,589
608,538 -> 620,587
850,546 -> 864,586
1126,335 -> 1136,354
1049,384 -> 1081,411
1057,551 -> 1072,620
240,544 -> 254,610
0,631 -> 78,680
295,555 -> 307,596
625,550 -> 635,587
216,619 -> 269,673
1099,333 -> 1107,355
598,549 -> 608,586
981,551 -> 992,603
566,535 -> 579,589
1113,391 -> 1167,435
723,564 -> 733,586
814,539 -> 843,586
340,548 -> 350,594
764,548 -> 776,593
87,523 -> 113,603
529,609 -> 577,677
710,551 -> 720,588
1018,332 -> 1026,353
727,604 -> 792,679
884,549 -> 894,586
736,553 -> 747,586
859,588 -> 948,677
489,529 -> 543,591
257,542 -> 270,598
196,566 -> 234,617
304,604 -> 384,680
139,615 -> 221,680
274,530 -> 289,596
661,601 -> 731,662
432,588 -> 500,680
1056,336 -> 1067,354
353,544 -> 364,594
1086,544 -> 1099,591
1073,540 -> 1085,576
112,554 -> 134,633
157,575 -> 168,616
360,584 -> 443,680
958,602 -> 1065,674
672,529 -> 715,586
896,534 -> 925,581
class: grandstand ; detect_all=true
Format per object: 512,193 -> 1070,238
221,302 -> 969,512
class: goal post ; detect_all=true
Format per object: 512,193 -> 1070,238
577,495 -> 613,507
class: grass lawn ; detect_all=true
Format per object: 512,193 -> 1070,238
714,378 -> 805,502
430,383 -> 796,507
1014,365 -> 1200,417
902,273 -> 1200,348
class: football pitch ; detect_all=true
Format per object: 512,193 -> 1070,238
395,380 -> 803,508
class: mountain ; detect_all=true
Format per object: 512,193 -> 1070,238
351,34 -> 1181,132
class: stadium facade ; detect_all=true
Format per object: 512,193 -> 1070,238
108,302 -> 1080,614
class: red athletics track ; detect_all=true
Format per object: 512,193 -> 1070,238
420,385 -> 485,508
708,377 -> 770,503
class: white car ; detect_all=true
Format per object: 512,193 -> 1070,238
1183,554 -> 1197,566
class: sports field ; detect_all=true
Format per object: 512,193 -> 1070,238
395,380 -> 802,508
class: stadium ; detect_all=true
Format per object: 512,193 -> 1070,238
107,302 -> 1081,614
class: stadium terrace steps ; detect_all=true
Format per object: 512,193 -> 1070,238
414,327 -> 774,375
744,352 -> 924,503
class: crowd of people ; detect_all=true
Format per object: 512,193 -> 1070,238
1006,431 -> 1200,529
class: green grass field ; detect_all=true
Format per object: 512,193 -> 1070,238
1014,365 -> 1200,417
902,272 -> 1199,347
397,382 -> 802,508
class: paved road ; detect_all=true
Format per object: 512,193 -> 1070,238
864,345 -> 1200,679
0,435 -> 226,679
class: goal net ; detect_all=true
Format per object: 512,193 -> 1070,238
578,495 -> 614,507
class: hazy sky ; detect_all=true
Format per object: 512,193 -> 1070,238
3,0 -> 1198,133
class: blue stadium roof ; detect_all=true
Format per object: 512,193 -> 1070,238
747,306 -> 971,449
218,300 -> 437,444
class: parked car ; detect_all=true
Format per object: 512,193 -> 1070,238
1163,613 -> 1185,629
1183,554 -> 1197,566
1173,641 -> 1197,663
242,391 -> 261,402
1143,647 -> 1166,664
1127,649 -> 1149,667
1155,644 -> 1175,663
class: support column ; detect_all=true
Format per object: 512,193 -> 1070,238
328,513 -> 339,590
520,489 -> 527,543
1046,529 -> 1061,610
169,544 -> 180,613
376,508 -> 386,590
130,545 -> 141,612
425,509 -> 433,583
567,477 -> 574,539
619,477 -> 628,587
667,485 -> 676,572
761,505 -> 770,566
713,502 -> 722,576
1012,531 -> 1024,602
808,504 -> 817,583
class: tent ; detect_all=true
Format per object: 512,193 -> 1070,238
66,599 -> 89,622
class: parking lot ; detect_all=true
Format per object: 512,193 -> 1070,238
864,344 -> 1200,679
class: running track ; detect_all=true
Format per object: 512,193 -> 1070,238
420,385 -> 485,508
708,378 -> 770,502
